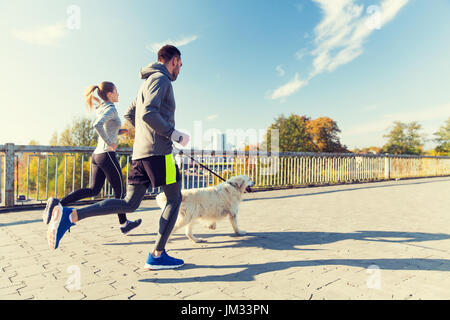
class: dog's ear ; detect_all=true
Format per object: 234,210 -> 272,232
236,176 -> 246,190
227,176 -> 244,190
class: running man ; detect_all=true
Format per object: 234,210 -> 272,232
43,81 -> 142,235
47,45 -> 190,270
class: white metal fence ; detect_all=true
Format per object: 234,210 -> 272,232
1,143 -> 450,208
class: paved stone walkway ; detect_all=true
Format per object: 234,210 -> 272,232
1,177 -> 449,300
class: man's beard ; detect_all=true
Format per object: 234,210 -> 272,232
172,68 -> 180,81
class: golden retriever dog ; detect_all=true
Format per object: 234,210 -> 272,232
155,175 -> 255,243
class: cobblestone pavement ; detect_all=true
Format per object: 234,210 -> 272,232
1,177 -> 449,300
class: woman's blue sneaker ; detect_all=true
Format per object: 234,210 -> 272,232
144,250 -> 184,270
47,204 -> 75,250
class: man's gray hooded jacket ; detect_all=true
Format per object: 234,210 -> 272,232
125,62 -> 176,160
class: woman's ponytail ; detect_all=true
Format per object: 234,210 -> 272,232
85,85 -> 101,111
84,82 -> 116,111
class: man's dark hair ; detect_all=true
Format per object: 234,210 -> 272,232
158,45 -> 181,63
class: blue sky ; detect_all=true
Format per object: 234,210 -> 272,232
1,0 -> 449,150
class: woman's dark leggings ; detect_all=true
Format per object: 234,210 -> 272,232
76,181 -> 182,252
60,152 -> 127,225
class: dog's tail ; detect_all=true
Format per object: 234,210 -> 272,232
155,192 -> 167,209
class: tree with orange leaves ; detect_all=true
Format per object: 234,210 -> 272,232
306,117 -> 348,153
264,114 -> 347,153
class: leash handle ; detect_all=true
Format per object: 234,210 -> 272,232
172,144 -> 227,182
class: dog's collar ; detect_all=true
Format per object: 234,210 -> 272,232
227,181 -> 240,190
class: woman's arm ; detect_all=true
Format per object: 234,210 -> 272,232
93,106 -> 116,147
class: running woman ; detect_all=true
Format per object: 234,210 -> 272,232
47,45 -> 190,270
43,81 -> 142,235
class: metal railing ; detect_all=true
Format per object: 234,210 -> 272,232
1,143 -> 450,209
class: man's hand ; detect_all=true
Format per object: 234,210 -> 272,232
171,129 -> 190,147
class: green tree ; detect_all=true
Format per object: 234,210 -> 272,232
263,114 -> 316,152
59,127 -> 74,147
433,117 -> 450,155
49,132 -> 58,146
59,116 -> 98,147
46,117 -> 98,198
263,114 -> 347,153
28,140 -> 39,145
117,120 -> 135,148
382,121 -> 425,155
351,146 -> 382,154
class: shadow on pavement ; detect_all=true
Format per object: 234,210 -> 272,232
137,230 -> 450,284
115,230 -> 449,251
139,257 -> 450,284
104,231 -> 450,251
244,177 -> 450,202
0,219 -> 42,227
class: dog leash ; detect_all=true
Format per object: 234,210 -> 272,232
171,143 -> 227,183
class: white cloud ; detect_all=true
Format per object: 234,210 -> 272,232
207,114 -> 218,121
361,104 -> 378,112
383,104 -> 450,123
269,0 -> 409,100
147,35 -> 198,53
12,23 -> 67,46
310,0 -> 409,77
342,103 -> 450,144
295,48 -> 307,61
275,65 -> 285,77
270,73 -> 308,100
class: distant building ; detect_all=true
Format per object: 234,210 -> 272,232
206,133 -> 235,151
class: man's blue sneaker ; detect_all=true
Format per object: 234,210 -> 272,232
43,197 -> 60,225
144,250 -> 184,270
120,219 -> 142,235
47,204 -> 75,250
